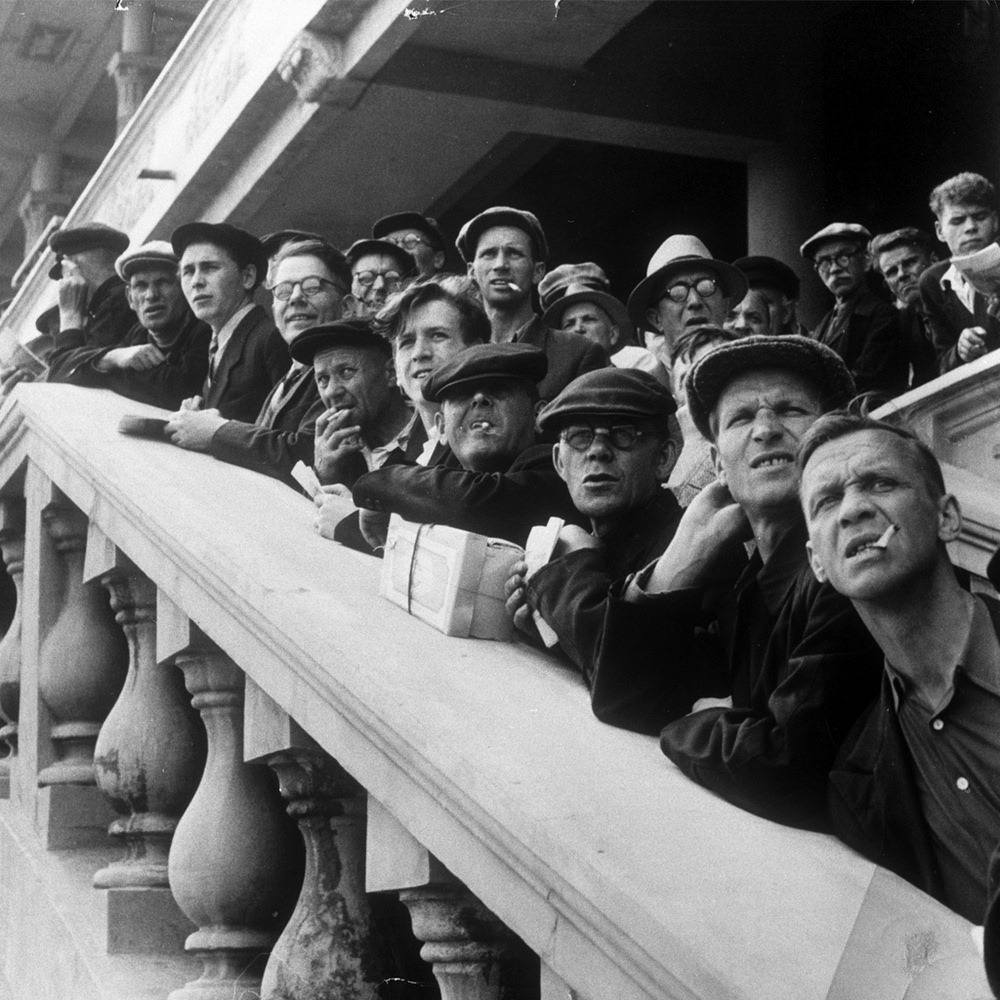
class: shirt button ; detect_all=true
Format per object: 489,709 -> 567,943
957,777 -> 970,791
932,719 -> 944,731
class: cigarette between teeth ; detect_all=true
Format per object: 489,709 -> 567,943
872,524 -> 897,549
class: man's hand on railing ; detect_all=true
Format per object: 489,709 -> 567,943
96,344 -> 167,372
166,396 -> 227,451
313,484 -> 355,540
504,560 -> 541,641
358,508 -> 389,552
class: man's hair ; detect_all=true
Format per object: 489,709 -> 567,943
374,274 -> 490,346
868,228 -> 936,272
797,409 -> 946,499
928,172 -> 998,218
269,238 -> 351,291
669,324 -> 740,367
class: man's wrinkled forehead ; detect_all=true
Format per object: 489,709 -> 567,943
129,264 -> 179,285
711,367 -> 823,425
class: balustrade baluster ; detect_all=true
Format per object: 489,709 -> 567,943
36,502 -> 126,786
0,498 -> 25,796
168,646 -> 301,1000
90,548 -> 205,889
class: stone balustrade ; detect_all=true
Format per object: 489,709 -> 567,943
0,382 -> 991,1000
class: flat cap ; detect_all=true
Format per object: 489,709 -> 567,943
344,238 -> 416,276
537,367 -> 676,432
372,211 -> 447,250
422,343 -> 547,403
539,262 -> 634,341
868,227 -> 936,264
260,229 -> 325,259
799,222 -> 872,260
289,318 -> 390,366
115,240 -> 177,281
627,234 -> 747,332
686,334 -> 856,440
733,255 -> 800,300
455,206 -> 549,265
171,222 -> 267,289
49,223 -> 129,257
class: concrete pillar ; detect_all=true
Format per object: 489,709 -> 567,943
107,1 -> 166,134
18,151 -> 71,254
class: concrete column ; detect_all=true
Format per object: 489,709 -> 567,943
107,1 -> 166,134
18,151 -> 71,254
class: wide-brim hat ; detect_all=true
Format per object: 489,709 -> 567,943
115,240 -> 177,281
422,343 -> 547,403
733,255 -> 800,300
686,334 -> 856,440
344,239 -> 416,276
541,284 -> 633,341
49,223 -> 129,257
537,367 -> 676,432
372,212 -> 446,251
171,222 -> 267,290
799,222 -> 872,260
627,234 -> 747,332
289,319 -> 390,365
455,206 -> 549,265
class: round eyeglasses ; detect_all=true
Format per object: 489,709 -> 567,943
813,250 -> 862,274
660,277 -> 719,304
387,235 -> 431,252
269,277 -> 341,301
353,269 -> 403,289
560,424 -> 647,452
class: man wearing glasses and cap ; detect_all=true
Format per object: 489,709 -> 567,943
345,238 -> 416,317
371,211 -> 448,278
800,221 -> 906,399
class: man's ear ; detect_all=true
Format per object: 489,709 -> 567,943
645,307 -> 664,334
608,324 -> 621,349
384,358 -> 397,386
240,264 -> 257,292
654,438 -> 678,483
552,442 -> 566,480
806,539 -> 828,584
432,251 -> 446,272
938,493 -> 963,542
710,443 -> 726,487
338,293 -> 359,318
934,218 -> 945,244
125,285 -> 136,311
433,409 -> 445,437
531,261 -> 546,286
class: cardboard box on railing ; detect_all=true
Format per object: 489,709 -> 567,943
379,515 -> 523,640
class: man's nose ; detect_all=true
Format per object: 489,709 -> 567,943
585,432 -> 614,459
838,485 -> 876,526
751,407 -> 782,439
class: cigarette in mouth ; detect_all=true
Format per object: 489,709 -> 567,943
505,281 -> 520,291
871,524 -> 897,549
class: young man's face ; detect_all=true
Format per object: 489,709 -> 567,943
468,226 -> 543,310
876,244 -> 933,306
934,201 -> 999,257
271,253 -> 350,345
179,242 -> 255,331
710,368 -> 823,518
437,378 -> 536,472
801,428 -> 959,602
394,299 -> 471,403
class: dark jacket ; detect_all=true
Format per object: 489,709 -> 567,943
351,442 -> 587,547
202,304 -> 290,424
524,488 -> 683,685
209,363 -> 323,486
515,316 -> 609,405
61,311 -> 211,410
811,290 -> 906,400
590,523 -> 884,831
896,301 -> 939,391
918,259 -> 1000,374
828,594 -> 1000,922
44,277 -> 137,381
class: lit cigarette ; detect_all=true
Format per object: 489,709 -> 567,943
871,524 -> 897,549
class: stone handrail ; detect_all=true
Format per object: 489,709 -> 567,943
0,382 -> 990,1000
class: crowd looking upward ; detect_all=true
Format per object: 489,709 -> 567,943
3,171 -> 1000,969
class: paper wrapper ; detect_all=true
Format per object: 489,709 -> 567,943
379,515 -> 524,640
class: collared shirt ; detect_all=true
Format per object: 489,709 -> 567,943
362,421 -> 411,472
940,263 -> 978,314
887,596 -> 1000,920
258,360 -> 307,426
208,301 -> 255,378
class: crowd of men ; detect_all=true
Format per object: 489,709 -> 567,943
4,169 -> 1000,986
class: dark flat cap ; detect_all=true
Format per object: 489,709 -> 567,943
455,206 -> 549,265
422,343 -> 547,403
260,229 -> 325,259
868,227 -> 936,264
115,240 -> 177,281
686,334 -> 856,440
171,222 -> 267,289
344,238 -> 416,276
49,223 -> 129,257
799,222 -> 872,260
372,212 -> 446,250
537,367 -> 676,432
288,319 -> 390,365
539,262 -> 634,342
733,255 -> 800,300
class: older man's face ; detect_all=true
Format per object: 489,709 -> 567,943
351,253 -> 406,315
877,244 -> 933,307
711,368 -> 823,518
127,265 -> 187,334
384,227 -> 444,278
314,345 -> 395,430
813,240 -> 867,302
553,420 -> 675,531
645,268 -> 727,366
559,301 -> 619,353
